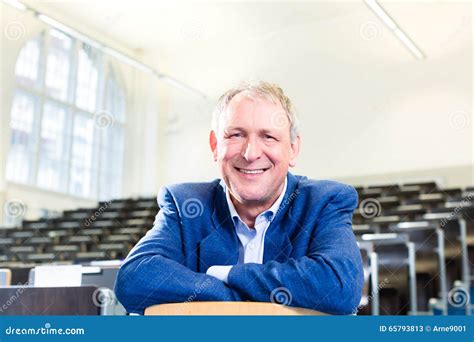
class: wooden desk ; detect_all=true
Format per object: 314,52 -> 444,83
0,286 -> 101,315
145,302 -> 324,315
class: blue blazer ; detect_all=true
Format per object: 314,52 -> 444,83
115,173 -> 363,315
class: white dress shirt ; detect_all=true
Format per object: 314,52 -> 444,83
206,177 -> 288,283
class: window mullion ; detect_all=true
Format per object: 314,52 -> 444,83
65,38 -> 80,195
30,32 -> 50,186
95,54 -> 107,199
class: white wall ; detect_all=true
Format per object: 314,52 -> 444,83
147,2 -> 473,188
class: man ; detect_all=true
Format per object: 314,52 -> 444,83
115,81 -> 363,315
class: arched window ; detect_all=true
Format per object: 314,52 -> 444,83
6,29 -> 126,200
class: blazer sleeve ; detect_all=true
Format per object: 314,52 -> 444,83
114,186 -> 242,314
226,184 -> 364,315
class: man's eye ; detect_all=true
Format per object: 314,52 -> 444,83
229,133 -> 243,138
264,134 -> 276,140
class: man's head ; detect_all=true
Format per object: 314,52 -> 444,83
210,81 -> 301,208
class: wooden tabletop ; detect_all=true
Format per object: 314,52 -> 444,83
144,301 -> 325,315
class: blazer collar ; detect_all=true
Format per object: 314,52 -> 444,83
213,172 -> 299,227
208,172 -> 300,264
221,177 -> 288,225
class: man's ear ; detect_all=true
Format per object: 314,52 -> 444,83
289,135 -> 301,168
209,130 -> 218,162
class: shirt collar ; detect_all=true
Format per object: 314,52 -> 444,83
220,176 -> 288,224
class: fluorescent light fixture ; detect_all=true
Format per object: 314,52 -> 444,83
2,0 -> 26,11
102,47 -> 154,74
393,28 -> 424,60
364,0 -> 425,60
37,14 -> 102,49
365,0 -> 396,30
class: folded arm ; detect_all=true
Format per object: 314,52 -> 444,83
114,187 -> 241,314
225,185 -> 364,315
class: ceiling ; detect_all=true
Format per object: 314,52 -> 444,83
24,1 -> 363,49
22,0 -> 472,99
4,0 -> 473,180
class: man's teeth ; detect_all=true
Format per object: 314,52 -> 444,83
238,168 -> 265,174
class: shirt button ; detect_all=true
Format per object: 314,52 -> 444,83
248,243 -> 256,250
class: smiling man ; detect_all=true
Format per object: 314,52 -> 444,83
115,81 -> 363,315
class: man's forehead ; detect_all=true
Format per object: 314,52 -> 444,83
220,108 -> 290,135
224,92 -> 283,119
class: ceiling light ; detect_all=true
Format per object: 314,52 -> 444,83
365,0 -> 425,60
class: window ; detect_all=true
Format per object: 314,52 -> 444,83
6,29 -> 126,200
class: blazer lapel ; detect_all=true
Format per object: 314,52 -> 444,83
263,172 -> 299,263
199,173 -> 300,270
198,184 -> 239,273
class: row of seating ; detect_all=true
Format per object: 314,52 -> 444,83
354,182 -> 474,315
0,197 -> 158,266
0,182 -> 472,315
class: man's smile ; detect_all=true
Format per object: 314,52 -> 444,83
234,167 -> 271,177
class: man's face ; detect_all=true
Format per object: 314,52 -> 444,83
210,92 -> 300,207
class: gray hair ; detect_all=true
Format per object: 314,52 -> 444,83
211,81 -> 300,143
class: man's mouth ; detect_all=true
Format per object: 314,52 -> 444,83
234,167 -> 270,175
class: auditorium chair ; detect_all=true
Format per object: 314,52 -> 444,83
402,181 -> 438,193
0,184 -> 472,316
356,241 -> 379,315
358,233 -> 416,315
390,221 -> 448,314
384,205 -> 426,220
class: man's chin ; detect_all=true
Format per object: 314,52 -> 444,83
233,191 -> 269,204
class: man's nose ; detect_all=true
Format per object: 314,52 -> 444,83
242,136 -> 263,162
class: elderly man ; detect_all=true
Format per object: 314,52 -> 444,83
115,81 -> 363,315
